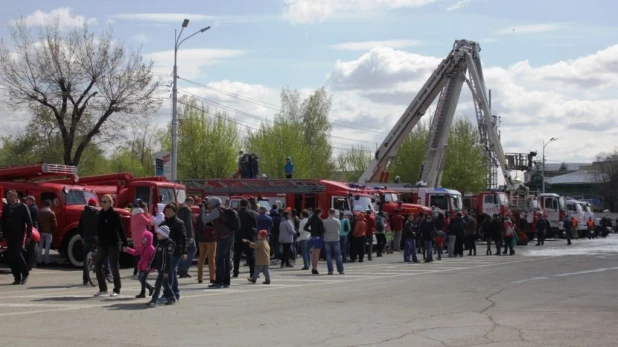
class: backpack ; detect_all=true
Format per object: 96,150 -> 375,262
220,207 -> 241,231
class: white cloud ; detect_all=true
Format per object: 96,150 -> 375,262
147,48 -> 248,78
495,23 -> 565,35
131,33 -> 151,43
281,0 -> 438,24
11,8 -> 97,29
111,13 -> 216,23
330,39 -> 423,51
322,43 -> 618,162
446,0 -> 470,11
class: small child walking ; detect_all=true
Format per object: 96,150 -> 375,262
244,230 -> 271,285
123,231 -> 155,298
147,226 -> 175,307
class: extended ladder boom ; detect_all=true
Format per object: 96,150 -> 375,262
358,40 -> 473,184
181,179 -> 326,195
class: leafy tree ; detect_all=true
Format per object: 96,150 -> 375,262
106,122 -> 158,177
0,18 -> 161,166
336,146 -> 372,182
389,120 -> 429,183
246,88 -> 334,178
159,96 -> 241,179
389,117 -> 488,192
441,117 -> 488,193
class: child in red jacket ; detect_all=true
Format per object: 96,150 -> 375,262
123,230 -> 155,298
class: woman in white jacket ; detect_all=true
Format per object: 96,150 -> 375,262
278,211 -> 297,268
297,210 -> 311,270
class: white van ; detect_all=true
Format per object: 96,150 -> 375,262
565,199 -> 586,236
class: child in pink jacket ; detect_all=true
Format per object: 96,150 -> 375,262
123,231 -> 155,298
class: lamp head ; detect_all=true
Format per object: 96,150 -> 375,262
182,19 -> 190,28
200,26 -> 211,33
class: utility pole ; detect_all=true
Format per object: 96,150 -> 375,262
542,137 -> 558,193
171,19 -> 210,180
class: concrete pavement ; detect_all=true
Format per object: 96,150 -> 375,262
0,237 -> 617,347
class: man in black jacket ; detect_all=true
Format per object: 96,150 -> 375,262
78,198 -> 111,286
1,190 -> 33,284
177,198 -> 196,278
491,214 -> 504,255
159,203 -> 187,304
233,199 -> 257,278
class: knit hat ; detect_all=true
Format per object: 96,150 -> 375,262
88,198 -> 97,206
156,225 -> 171,238
258,229 -> 268,238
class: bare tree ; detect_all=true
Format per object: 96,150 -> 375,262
594,151 -> 618,211
0,18 -> 161,166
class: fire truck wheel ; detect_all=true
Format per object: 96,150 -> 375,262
65,231 -> 85,268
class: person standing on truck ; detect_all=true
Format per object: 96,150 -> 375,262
284,157 -> 294,179
177,198 -> 196,279
37,199 -> 57,266
390,210 -> 404,252
202,197 -> 237,289
304,208 -> 325,274
233,199 -> 257,278
158,203 -> 187,303
93,194 -> 128,297
1,190 -> 33,285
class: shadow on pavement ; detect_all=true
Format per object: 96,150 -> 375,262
28,284 -> 87,290
33,296 -> 94,302
104,302 -> 150,311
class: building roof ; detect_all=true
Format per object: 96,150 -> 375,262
546,170 -> 608,185
534,162 -> 591,172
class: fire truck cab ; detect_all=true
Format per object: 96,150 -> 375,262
538,193 -> 566,236
389,186 -> 463,216
351,185 -> 432,217
0,164 -> 132,267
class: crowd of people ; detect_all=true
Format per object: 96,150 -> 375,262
0,189 -> 600,309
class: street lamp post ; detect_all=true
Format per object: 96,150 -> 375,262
542,137 -> 558,193
171,19 -> 210,181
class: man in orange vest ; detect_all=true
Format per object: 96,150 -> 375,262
586,218 -> 595,239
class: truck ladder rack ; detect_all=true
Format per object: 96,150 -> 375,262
0,163 -> 77,181
181,179 -> 326,195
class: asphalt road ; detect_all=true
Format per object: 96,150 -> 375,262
0,237 -> 617,347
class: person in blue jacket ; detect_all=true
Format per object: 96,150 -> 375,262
284,157 -> 294,179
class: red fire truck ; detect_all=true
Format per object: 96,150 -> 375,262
48,172 -> 187,215
0,164 -> 132,267
347,184 -> 432,217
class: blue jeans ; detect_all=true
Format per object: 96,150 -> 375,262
252,265 -> 271,282
324,241 -> 344,274
339,235 -> 348,260
425,240 -> 433,261
215,236 -> 233,286
163,255 -> 182,300
299,240 -> 310,268
404,239 -> 418,262
150,270 -> 172,304
180,240 -> 197,272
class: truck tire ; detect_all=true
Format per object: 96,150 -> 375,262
65,231 -> 85,268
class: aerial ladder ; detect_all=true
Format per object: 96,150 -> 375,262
0,163 -> 78,181
358,39 -> 516,191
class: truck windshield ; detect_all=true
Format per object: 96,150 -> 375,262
450,194 -> 463,211
62,189 -> 89,205
352,196 -> 374,213
159,188 -> 176,204
497,193 -> 508,205
558,196 -> 566,210
382,193 -> 398,202
176,189 -> 187,203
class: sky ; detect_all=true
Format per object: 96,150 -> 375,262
0,0 -> 617,169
